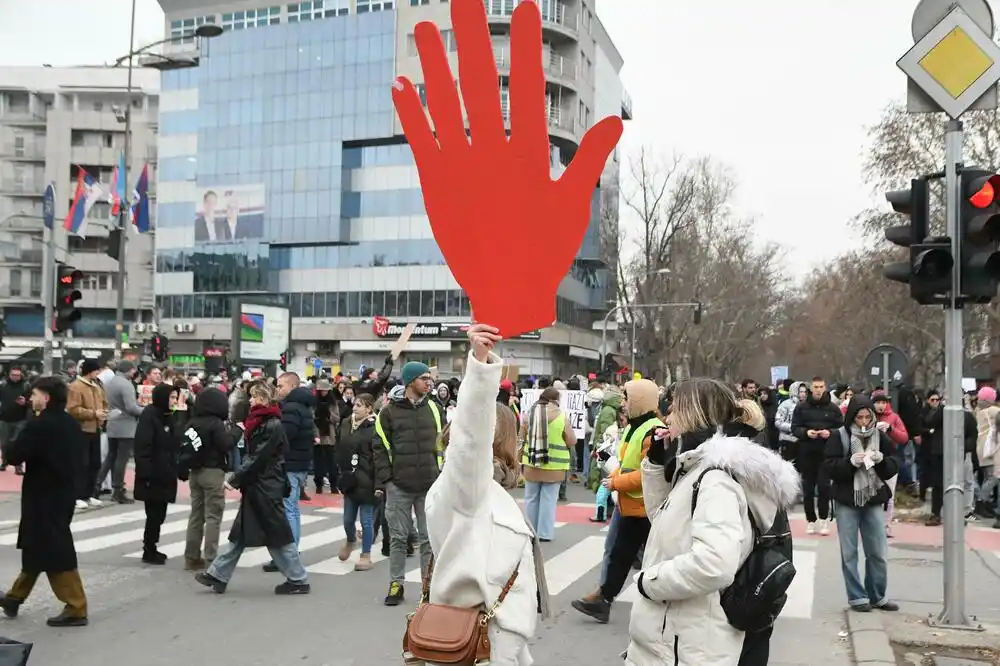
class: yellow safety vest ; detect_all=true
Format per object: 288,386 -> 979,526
374,400 -> 444,470
520,411 -> 571,472
617,417 -> 665,499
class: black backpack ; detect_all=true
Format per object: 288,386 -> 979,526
690,467 -> 796,633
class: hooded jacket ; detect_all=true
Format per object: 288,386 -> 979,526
134,383 -> 180,503
610,379 -> 661,518
791,389 -> 843,453
177,388 -> 232,478
774,381 -> 805,444
824,396 -> 898,508
626,435 -> 800,666
280,386 -> 317,473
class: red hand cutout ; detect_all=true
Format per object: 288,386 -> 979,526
392,0 -> 623,338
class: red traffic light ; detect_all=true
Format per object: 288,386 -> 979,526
968,175 -> 1000,208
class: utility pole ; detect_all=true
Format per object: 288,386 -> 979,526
114,0 -> 137,358
41,184 -> 56,374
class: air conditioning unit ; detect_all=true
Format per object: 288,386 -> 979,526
147,323 -> 158,334
182,322 -> 195,333
130,322 -> 147,333
174,323 -> 184,334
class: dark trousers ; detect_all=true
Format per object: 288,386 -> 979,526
143,500 -> 168,549
97,437 -> 134,493
930,454 -> 945,516
77,432 -> 101,502
600,515 -> 650,601
797,446 -> 830,523
575,441 -> 585,472
312,446 -> 337,489
739,626 -> 773,666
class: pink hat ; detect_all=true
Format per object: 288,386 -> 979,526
978,386 -> 997,403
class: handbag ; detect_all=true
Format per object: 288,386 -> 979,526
0,637 -> 32,666
402,555 -> 520,665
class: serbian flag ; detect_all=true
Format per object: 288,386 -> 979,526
131,163 -> 150,232
109,150 -> 127,220
64,169 -> 107,237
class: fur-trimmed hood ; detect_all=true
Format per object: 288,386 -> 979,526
676,434 -> 801,531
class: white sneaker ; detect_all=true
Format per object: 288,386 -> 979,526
806,522 -> 816,535
87,497 -> 102,508
819,519 -> 830,536
75,499 -> 88,510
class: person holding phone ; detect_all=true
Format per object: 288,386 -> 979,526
0,367 -> 30,475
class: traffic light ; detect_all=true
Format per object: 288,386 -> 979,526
959,169 -> 1000,304
693,303 -> 703,325
279,351 -> 287,371
883,178 -> 953,304
151,334 -> 169,362
54,265 -> 83,333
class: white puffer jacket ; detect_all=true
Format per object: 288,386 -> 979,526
625,435 -> 801,666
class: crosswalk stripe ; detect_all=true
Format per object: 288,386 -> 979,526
236,518 -> 345,568
308,549 -> 387,575
123,514 -> 236,559
544,536 -> 605,596
402,524 -> 568,583
0,505 -> 193,547
76,505 -> 239,554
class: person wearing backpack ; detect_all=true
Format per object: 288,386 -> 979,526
624,378 -> 800,666
824,395 -> 900,613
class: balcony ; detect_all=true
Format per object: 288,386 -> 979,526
0,143 -> 45,161
622,90 -> 633,120
0,182 -> 44,197
0,111 -> 46,127
494,48 -> 578,90
0,285 -> 41,305
499,96 -> 579,144
484,0 -> 579,40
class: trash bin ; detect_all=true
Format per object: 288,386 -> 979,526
0,637 -> 32,665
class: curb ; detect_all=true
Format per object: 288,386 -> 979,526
845,609 -> 896,666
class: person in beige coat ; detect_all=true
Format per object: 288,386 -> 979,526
975,386 -> 1000,519
66,360 -> 109,509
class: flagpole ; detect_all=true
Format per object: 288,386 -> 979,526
114,0 -> 137,358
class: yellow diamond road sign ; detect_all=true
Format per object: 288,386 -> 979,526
898,5 -> 1000,118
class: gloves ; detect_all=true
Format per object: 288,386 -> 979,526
647,428 -> 668,465
850,452 -> 867,467
870,450 -> 884,464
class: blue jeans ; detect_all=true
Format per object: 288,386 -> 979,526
343,497 -> 375,554
600,507 -> 620,587
835,503 -> 889,607
208,539 -> 308,584
523,480 -> 560,541
897,442 -> 915,486
284,471 -> 308,546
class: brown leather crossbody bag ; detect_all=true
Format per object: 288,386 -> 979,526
402,555 -> 520,665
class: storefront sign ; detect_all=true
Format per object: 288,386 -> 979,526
370,318 -> 541,340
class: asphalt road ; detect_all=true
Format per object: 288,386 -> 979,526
0,483 -> 864,666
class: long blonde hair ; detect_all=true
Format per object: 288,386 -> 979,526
735,398 -> 766,432
670,378 -> 739,436
440,404 -> 520,489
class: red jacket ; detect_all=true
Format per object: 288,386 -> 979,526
877,404 -> 909,446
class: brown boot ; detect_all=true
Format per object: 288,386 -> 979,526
354,554 -> 373,571
338,541 -> 356,562
184,557 -> 206,571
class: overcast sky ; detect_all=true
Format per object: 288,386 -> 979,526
0,0 -> 931,277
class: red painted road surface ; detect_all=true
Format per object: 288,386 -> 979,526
1,468 -> 998,550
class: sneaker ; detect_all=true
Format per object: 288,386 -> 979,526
384,582 -> 405,606
570,596 -> 611,623
0,596 -> 21,618
75,500 -> 88,510
806,522 -> 817,535
110,489 -> 134,505
874,600 -> 899,611
818,519 -> 830,536
274,580 -> 310,595
338,541 -> 356,562
354,554 -> 373,571
262,562 -> 279,573
45,611 -> 87,627
194,571 -> 227,594
851,603 -> 873,612
87,497 -> 102,508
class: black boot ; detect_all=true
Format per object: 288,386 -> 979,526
141,544 -> 167,565
589,506 -> 606,523
112,488 -> 134,505
570,596 -> 611,623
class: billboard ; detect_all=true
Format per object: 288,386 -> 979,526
233,301 -> 290,363
195,184 -> 265,242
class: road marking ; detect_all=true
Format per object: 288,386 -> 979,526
544,536 -> 606,595
123,515 -> 236,559
236,518 -> 344,568
0,505 -> 193,546
308,549 -> 387,575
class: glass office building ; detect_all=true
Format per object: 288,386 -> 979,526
154,0 -> 630,376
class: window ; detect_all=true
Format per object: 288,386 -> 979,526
102,133 -> 113,148
410,0 -> 430,4
8,269 -> 21,297
287,0 -> 349,21
407,29 -> 454,55
29,269 -> 41,298
169,15 -> 218,44
484,0 -> 515,17
13,136 -> 24,157
415,83 -> 428,105
222,7 -> 280,29
356,0 -> 394,12
92,101 -> 103,112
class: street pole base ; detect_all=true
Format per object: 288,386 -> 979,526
927,612 -> 985,632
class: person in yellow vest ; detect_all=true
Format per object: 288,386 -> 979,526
571,378 -> 663,624
520,387 -> 575,541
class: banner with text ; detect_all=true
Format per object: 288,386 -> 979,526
519,389 -> 587,439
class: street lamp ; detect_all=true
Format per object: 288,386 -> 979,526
111,4 -> 221,357
596,268 -> 671,372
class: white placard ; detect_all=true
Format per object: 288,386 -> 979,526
519,389 -> 587,439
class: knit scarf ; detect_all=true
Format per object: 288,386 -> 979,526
350,414 -> 373,432
850,423 -> 884,507
244,403 -> 281,439
526,402 -> 551,466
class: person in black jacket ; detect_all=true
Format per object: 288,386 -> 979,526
335,393 -> 377,571
758,386 -> 781,453
824,396 -> 899,612
195,381 -> 310,595
178,387 -> 232,571
134,383 -> 181,565
920,395 -> 977,525
791,376 -> 843,535
0,376 -> 89,626
261,374 -> 315,571
355,356 -> 393,399
0,367 -> 30,474
313,379 -> 339,495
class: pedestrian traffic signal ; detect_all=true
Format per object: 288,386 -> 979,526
959,169 -> 1000,303
279,352 -> 287,371
883,178 -> 953,304
54,265 -> 83,333
693,302 -> 703,325
151,334 -> 169,362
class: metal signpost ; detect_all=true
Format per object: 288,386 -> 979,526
41,183 -> 56,375
896,0 -> 1000,629
862,343 -> 909,393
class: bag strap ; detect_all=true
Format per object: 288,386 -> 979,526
420,554 -> 521,619
690,466 -> 759,537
